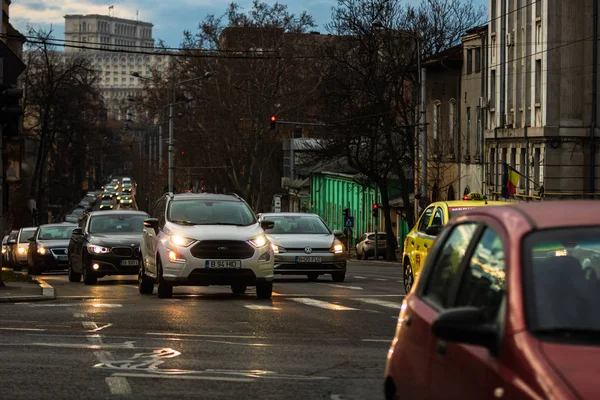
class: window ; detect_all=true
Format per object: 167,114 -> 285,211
466,49 -> 473,74
535,59 -> 542,104
167,200 -> 256,226
263,215 -> 331,235
431,207 -> 444,226
455,229 -> 506,321
418,207 -> 435,232
490,70 -> 496,109
423,223 -> 478,308
474,47 -> 481,73
491,0 -> 497,32
449,99 -> 455,149
520,148 -> 527,189
466,107 -> 471,155
433,100 -> 441,140
475,106 -> 481,156
82,22 -> 87,32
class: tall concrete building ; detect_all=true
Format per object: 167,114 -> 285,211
64,14 -> 169,120
485,0 -> 600,199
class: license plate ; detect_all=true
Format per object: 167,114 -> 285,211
121,260 -> 139,266
57,255 -> 68,261
206,260 -> 241,269
297,256 -> 323,263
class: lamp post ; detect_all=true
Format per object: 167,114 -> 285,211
372,20 -> 426,213
167,72 -> 214,193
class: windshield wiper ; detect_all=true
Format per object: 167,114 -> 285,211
170,219 -> 197,226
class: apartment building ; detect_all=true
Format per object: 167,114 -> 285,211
64,14 -> 169,120
485,0 -> 600,198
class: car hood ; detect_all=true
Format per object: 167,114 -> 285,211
89,233 -> 142,247
539,341 -> 600,398
38,240 -> 70,248
164,223 -> 263,241
266,233 -> 334,249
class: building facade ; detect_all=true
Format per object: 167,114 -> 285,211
485,0 -> 600,199
64,14 -> 169,120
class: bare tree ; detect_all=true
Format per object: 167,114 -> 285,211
307,0 -> 484,261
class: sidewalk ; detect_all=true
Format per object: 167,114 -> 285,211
0,269 -> 55,303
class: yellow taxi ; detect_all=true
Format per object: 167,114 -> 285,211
402,192 -> 512,293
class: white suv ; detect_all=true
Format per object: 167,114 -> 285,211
138,192 -> 275,299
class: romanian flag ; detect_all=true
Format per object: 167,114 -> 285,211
501,163 -> 520,198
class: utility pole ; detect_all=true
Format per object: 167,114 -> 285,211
420,66 -> 427,200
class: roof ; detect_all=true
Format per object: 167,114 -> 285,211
501,201 -> 600,230
170,193 -> 244,202
442,200 -> 512,207
39,223 -> 77,227
260,212 -> 318,217
423,44 -> 463,67
88,210 -> 148,217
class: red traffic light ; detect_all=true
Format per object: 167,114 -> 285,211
372,203 -> 378,209
181,151 -> 185,155
270,116 -> 276,122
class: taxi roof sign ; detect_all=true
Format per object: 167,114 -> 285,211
462,192 -> 487,201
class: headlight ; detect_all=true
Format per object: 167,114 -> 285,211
18,247 -> 26,254
120,200 -> 124,203
170,235 -> 194,247
271,243 -> 286,254
38,247 -> 46,255
2,248 -> 6,254
330,240 -> 344,254
249,234 -> 268,248
110,205 -> 113,208
88,244 -> 109,254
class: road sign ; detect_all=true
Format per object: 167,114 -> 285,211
343,216 -> 354,228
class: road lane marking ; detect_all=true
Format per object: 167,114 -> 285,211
322,284 -> 363,290
73,313 -> 88,318
112,372 -> 253,383
353,276 -> 368,279
92,304 -> 122,308
290,298 -> 357,310
265,294 -> 405,297
353,298 -> 402,309
374,278 -> 388,281
361,339 -> 392,343
244,305 -> 281,310
146,332 -> 263,339
0,327 -> 47,331
105,377 -> 133,395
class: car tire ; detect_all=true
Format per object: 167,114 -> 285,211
356,249 -> 363,260
307,272 -> 319,282
83,267 -> 97,285
138,258 -> 155,295
403,260 -> 414,294
68,264 -> 81,282
256,282 -> 273,299
156,259 -> 173,299
331,271 -> 346,282
231,284 -> 247,295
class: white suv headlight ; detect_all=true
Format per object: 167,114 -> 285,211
169,235 -> 194,247
249,234 -> 268,248
88,244 -> 109,254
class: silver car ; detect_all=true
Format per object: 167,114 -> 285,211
258,212 -> 347,282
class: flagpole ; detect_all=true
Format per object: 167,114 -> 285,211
500,161 -> 539,190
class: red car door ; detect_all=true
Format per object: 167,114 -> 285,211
428,222 -> 530,399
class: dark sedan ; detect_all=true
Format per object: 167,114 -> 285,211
27,223 -> 77,274
67,210 -> 149,285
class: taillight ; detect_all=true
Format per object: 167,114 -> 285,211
365,240 -> 371,244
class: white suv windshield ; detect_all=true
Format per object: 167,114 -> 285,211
168,200 -> 256,226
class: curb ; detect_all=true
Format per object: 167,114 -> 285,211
0,279 -> 56,303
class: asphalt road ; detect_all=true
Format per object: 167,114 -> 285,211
0,261 -> 405,400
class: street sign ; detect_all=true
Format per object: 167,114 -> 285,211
343,216 -> 354,228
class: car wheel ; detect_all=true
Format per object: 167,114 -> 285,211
156,259 -> 173,299
307,272 -> 319,282
356,249 -> 363,260
231,284 -> 247,295
256,282 -> 273,299
68,263 -> 81,282
331,271 -> 346,282
404,261 -> 414,294
83,266 -> 97,285
138,257 -> 155,295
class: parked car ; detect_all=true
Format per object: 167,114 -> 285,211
140,192 -> 274,299
5,230 -> 19,269
384,201 -> 600,400
27,223 -> 77,274
67,210 -> 149,284
257,212 -> 347,282
355,232 -> 387,260
12,227 -> 37,271
64,215 -> 79,224
2,235 -> 8,266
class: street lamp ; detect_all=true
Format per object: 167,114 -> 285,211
167,71 -> 214,193
371,19 -> 426,205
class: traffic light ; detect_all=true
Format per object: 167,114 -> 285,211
372,203 -> 379,218
270,116 -> 276,130
343,208 -> 350,217
0,87 -> 23,137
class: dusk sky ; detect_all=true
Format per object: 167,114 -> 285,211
11,0 -> 488,48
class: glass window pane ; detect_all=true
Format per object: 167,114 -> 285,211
418,207 -> 435,232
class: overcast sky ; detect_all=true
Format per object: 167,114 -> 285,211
11,0 -> 488,48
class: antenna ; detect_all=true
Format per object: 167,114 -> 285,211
136,10 -> 139,21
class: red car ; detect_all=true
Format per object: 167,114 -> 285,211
384,201 -> 600,400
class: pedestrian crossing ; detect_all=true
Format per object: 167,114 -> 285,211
241,295 -> 404,313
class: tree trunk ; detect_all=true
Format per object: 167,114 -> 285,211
378,181 -> 398,262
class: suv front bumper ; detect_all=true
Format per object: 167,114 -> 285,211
159,245 -> 274,287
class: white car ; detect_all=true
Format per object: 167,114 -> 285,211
139,192 -> 275,299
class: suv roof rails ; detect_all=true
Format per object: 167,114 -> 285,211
225,192 -> 243,201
